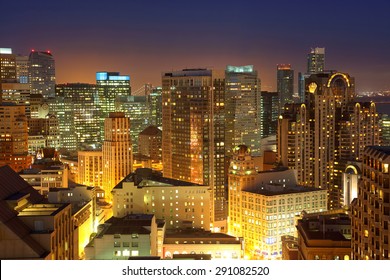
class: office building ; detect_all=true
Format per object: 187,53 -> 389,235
225,65 -> 261,156
0,48 -> 16,83
277,64 -> 294,113
163,230 -> 242,259
102,112 -> 132,201
53,83 -> 101,151
162,68 -> 226,225
111,168 -> 211,230
138,125 -> 162,163
85,214 -> 158,260
148,87 -> 162,128
307,47 -> 325,74
296,211 -> 351,260
15,54 -> 29,84
78,150 -> 103,188
0,103 -> 32,172
116,95 -> 150,153
260,91 -> 278,139
28,50 -> 55,98
228,145 -> 327,259
298,47 -> 326,102
351,146 -> 390,260
27,113 -> 60,150
96,71 -> 131,136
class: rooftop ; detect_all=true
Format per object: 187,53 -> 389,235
244,184 -> 323,196
114,168 -> 202,189
18,203 -> 69,217
139,125 -> 162,136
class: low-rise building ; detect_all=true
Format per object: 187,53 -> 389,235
112,168 -> 211,230
0,165 -> 74,259
296,210 -> 351,260
163,229 -> 243,259
85,214 -> 158,260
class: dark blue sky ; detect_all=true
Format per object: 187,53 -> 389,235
2,0 -> 390,92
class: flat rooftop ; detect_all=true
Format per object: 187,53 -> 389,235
18,203 -> 68,217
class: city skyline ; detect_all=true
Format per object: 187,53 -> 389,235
2,0 -> 390,92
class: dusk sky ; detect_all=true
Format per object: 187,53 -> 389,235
2,0 -> 390,92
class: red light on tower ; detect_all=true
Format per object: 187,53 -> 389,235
47,50 -> 51,54
31,49 -> 35,52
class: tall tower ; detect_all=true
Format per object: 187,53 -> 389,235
53,83 -> 101,151
277,64 -> 294,113
279,72 -> 380,209
351,146 -> 390,260
307,47 -> 325,74
162,68 -> 226,224
28,50 -> 55,98
225,65 -> 261,156
0,48 -> 16,83
0,103 -> 32,172
260,91 -> 279,139
102,112 -> 132,201
298,47 -> 326,102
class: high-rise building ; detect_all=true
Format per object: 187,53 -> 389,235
138,125 -> 162,163
298,47 -> 326,102
162,68 -> 226,224
227,145 -> 327,259
278,72 -> 380,209
78,150 -> 103,188
260,91 -> 279,139
380,114 -> 390,146
0,48 -> 16,83
27,113 -> 60,150
351,146 -> 390,260
96,71 -> 131,136
15,55 -> 29,84
102,112 -> 132,201
307,47 -> 325,74
277,64 -> 294,113
0,103 -> 32,172
52,83 -> 101,151
148,87 -> 162,128
116,95 -> 150,153
28,50 -> 55,98
225,65 -> 261,156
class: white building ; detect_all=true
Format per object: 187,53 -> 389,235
85,214 -> 158,260
111,168 -> 211,230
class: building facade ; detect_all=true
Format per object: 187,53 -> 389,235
111,168 -> 211,230
225,65 -> 261,156
351,146 -> 390,260
162,68 -> 226,224
28,50 -> 55,98
276,64 -> 294,114
102,112 -> 132,201
228,145 -> 327,259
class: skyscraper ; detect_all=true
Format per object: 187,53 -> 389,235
307,47 -> 325,74
0,103 -> 32,172
102,112 -> 132,201
277,64 -> 294,113
351,146 -> 390,260
260,91 -> 279,139
0,48 -> 16,83
53,83 -> 101,151
115,95 -> 150,153
298,47 -> 326,102
278,72 -> 380,209
28,50 -> 55,98
162,68 -> 226,224
225,65 -> 261,156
